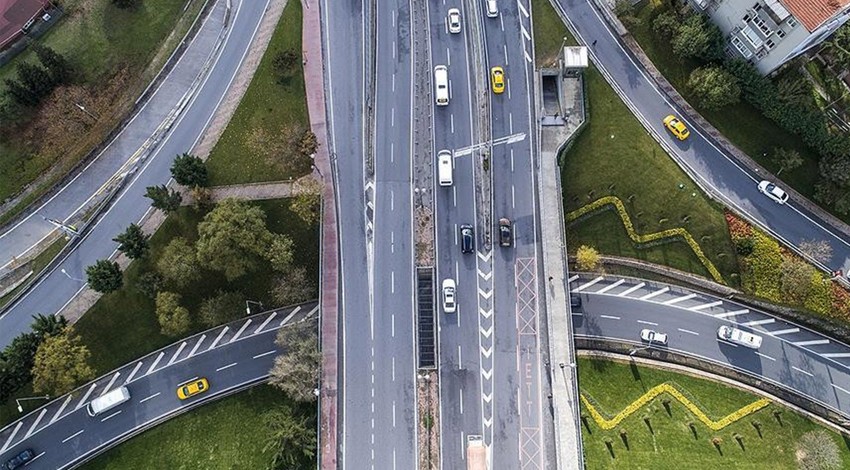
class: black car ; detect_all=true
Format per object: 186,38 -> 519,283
460,224 -> 474,254
498,218 -> 512,247
569,294 -> 582,310
4,449 -> 34,470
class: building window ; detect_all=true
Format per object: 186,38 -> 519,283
765,39 -> 775,49
743,14 -> 751,22
776,29 -> 785,38
787,17 -> 797,28
757,49 -> 768,59
753,3 -> 762,11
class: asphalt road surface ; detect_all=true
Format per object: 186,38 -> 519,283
554,0 -> 850,275
0,0 -> 271,349
571,274 -> 850,420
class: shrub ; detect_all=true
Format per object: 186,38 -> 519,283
687,66 -> 740,111
576,245 -> 601,271
797,430 -> 841,470
671,14 -> 724,62
749,231 -> 782,302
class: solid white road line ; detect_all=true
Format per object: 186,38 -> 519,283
637,320 -> 658,326
573,276 -> 604,292
124,361 -> 143,384
76,384 -> 98,410
100,410 -> 122,422
754,352 -> 776,361
61,429 -> 84,444
794,339 -> 830,347
168,342 -> 187,366
188,334 -> 206,357
230,319 -> 253,342
714,309 -> 749,318
139,392 -> 160,404
101,372 -> 121,394
600,315 -> 620,320
691,301 -> 723,311
209,326 -> 229,350
677,328 -> 699,336
639,287 -> 669,301
596,279 -> 625,294
792,366 -> 814,377
618,282 -> 645,297
25,409 -> 47,438
51,395 -> 74,424
767,327 -> 799,336
663,293 -> 697,305
741,319 -> 774,327
216,362 -> 238,372
145,352 -> 165,376
253,350 -> 276,359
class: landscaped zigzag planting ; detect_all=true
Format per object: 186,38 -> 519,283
581,382 -> 770,431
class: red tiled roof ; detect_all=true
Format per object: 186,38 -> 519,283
0,0 -> 48,48
782,0 -> 850,31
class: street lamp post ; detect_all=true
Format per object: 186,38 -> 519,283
60,268 -> 85,283
246,300 -> 264,315
629,339 -> 653,357
16,395 -> 50,413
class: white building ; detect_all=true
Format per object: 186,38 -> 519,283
692,0 -> 850,74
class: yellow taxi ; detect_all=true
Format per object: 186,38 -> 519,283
663,114 -> 690,140
490,66 -> 505,94
177,378 -> 209,400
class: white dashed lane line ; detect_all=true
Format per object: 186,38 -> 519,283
62,429 -> 84,444
636,320 -> 658,326
600,315 -> 620,320
253,350 -> 276,360
216,362 -> 238,372
677,328 -> 699,336
792,366 -> 814,377
139,392 -> 161,404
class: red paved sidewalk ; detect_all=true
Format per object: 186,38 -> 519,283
302,0 -> 339,468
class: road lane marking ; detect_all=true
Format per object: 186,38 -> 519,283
600,315 -> 620,320
794,339 -> 830,347
392,401 -> 396,427
230,319 -> 253,342
450,113 -> 455,134
568,274 -> 579,282
510,148 -> 515,172
26,452 -> 44,465
573,276 -> 604,292
76,383 -> 98,410
618,282 -> 645,297
390,108 -> 394,127
754,352 -> 776,361
188,334 -> 206,357
691,301 -> 723,311
520,23 -> 531,41
0,422 -> 22,452
145,352 -> 165,376
51,395 -> 74,424
831,383 -> 850,396
637,320 -> 658,326
517,0 -> 529,17
139,392 -> 161,404
768,328 -> 799,336
742,319 -> 774,327
663,293 -> 697,305
717,339 -> 738,348
392,357 -> 395,382
101,372 -> 121,394
792,366 -> 814,377
281,306 -> 302,326
391,141 -> 394,163
124,361 -> 143,384
504,45 -> 509,65
61,429 -> 84,444
639,287 -> 669,300
391,313 -> 395,337
100,410 -> 122,422
511,185 -> 515,208
458,345 -> 462,368
168,342 -> 187,366
500,13 -> 505,31
596,279 -> 625,294
822,353 -> 850,358
390,190 -> 394,211
714,309 -> 749,318
392,73 -> 395,92
253,350 -> 276,359
459,388 -> 464,414
216,362 -> 238,372
678,328 -> 699,336
509,112 -> 513,133
447,47 -> 451,66
209,326 -> 229,350
391,271 -> 395,294
25,409 -> 47,438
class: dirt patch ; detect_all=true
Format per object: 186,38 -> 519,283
417,370 -> 440,470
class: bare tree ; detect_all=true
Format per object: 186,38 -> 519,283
269,318 -> 320,402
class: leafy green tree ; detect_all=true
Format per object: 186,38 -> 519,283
144,185 -> 182,213
199,290 -> 245,328
270,318 -> 320,402
687,66 -> 740,110
113,223 -> 150,259
671,14 -> 724,62
770,147 -> 803,176
17,62 -> 55,100
780,256 -> 815,303
196,199 -> 273,280
156,237 -> 200,288
136,271 -> 164,299
32,328 -> 95,396
170,153 -> 208,187
652,10 -> 679,38
85,259 -> 123,293
31,313 -> 68,339
0,333 -> 40,401
3,78 -> 38,106
262,405 -> 317,468
31,44 -> 71,84
271,266 -> 317,306
267,235 -> 295,272
155,292 -> 191,336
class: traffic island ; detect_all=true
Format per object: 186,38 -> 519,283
416,370 -> 440,470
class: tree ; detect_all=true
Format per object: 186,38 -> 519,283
170,153 -> 208,188
136,271 -> 163,299
770,147 -> 803,175
575,245 -> 601,271
30,313 -> 67,339
3,78 -> 38,106
291,178 -> 322,224
199,290 -> 245,328
780,255 -> 815,303
145,185 -> 182,213
687,66 -> 740,111
156,237 -> 201,288
85,259 -> 123,293
652,10 -> 679,39
111,0 -> 141,8
155,292 -> 191,336
299,130 -> 318,157
32,328 -> 94,396
31,44 -> 71,85
262,405 -> 317,469
671,14 -> 724,62
797,430 -> 841,470
271,266 -> 317,306
113,223 -> 150,259
799,239 -> 834,266
196,199 -> 274,280
267,235 -> 295,272
0,333 -> 40,401
16,62 -> 55,101
269,318 -> 320,402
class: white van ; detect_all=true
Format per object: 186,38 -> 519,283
486,0 -> 498,17
437,150 -> 453,186
87,386 -> 131,416
434,65 -> 449,106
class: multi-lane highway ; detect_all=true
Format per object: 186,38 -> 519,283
571,274 -> 850,420
554,0 -> 850,275
0,304 -> 316,470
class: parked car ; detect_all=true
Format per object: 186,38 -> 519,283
490,66 -> 505,94
663,114 -> 690,140
640,329 -> 668,345
460,224 -> 474,254
717,325 -> 762,349
447,8 -> 461,33
177,378 -> 210,400
442,279 -> 457,313
3,449 -> 34,470
757,180 -> 789,204
498,218 -> 512,247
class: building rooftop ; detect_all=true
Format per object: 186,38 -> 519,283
782,0 -> 850,31
0,0 -> 47,49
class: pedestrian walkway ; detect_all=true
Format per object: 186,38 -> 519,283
177,175 -> 319,205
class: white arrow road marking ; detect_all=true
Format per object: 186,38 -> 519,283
478,288 -> 493,299
663,293 -> 697,305
573,276 -> 604,292
596,279 -> 625,294
481,346 -> 493,358
480,307 -> 493,319
639,287 -> 669,300
482,369 -> 493,380
478,269 -> 492,281
480,325 -> 493,338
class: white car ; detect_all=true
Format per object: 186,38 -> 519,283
447,8 -> 461,33
717,325 -> 762,349
442,279 -> 456,313
757,180 -> 789,204
640,329 -> 668,345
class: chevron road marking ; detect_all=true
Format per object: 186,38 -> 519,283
101,372 -> 121,394
794,339 -> 830,347
480,307 -> 493,319
573,276 -> 604,292
125,361 -> 143,384
480,325 -> 493,339
691,301 -> 723,311
478,269 -> 492,281
209,327 -> 229,350
768,328 -> 800,336
639,287 -> 669,300
484,417 -> 493,428
482,369 -> 493,380
483,393 -> 493,403
481,346 -> 493,359
167,343 -> 187,366
24,409 -> 47,439
596,279 -> 625,294
188,335 -> 206,357
618,282 -> 645,297
145,352 -> 165,376
742,319 -> 774,327
715,309 -> 749,318
478,288 -> 493,299
663,293 -> 697,305
478,250 -> 492,262
1,422 -> 22,453
51,395 -> 74,424
76,384 -> 98,410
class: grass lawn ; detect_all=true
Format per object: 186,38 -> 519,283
627,2 -> 823,214
80,385 -> 314,470
579,357 -> 850,469
0,0 -> 205,219
206,0 -> 311,185
74,199 -> 319,375
0,237 -> 67,309
531,0 -> 577,68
